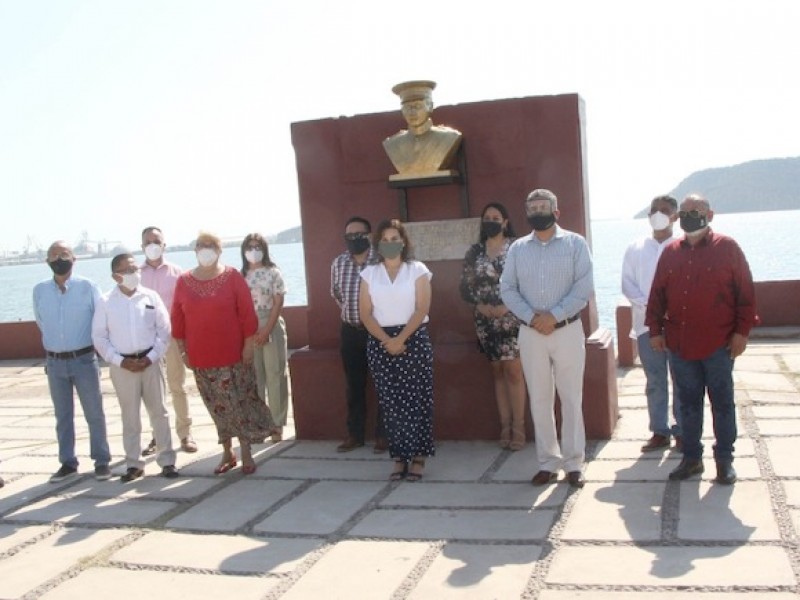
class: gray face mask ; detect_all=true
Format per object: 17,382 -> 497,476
378,241 -> 404,260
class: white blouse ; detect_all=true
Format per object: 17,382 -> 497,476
360,260 -> 432,327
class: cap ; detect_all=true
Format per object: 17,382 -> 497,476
391,80 -> 436,103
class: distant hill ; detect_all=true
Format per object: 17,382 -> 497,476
274,225 -> 302,244
634,157 -> 800,217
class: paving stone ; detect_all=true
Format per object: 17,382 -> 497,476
111,530 -> 322,574
678,481 -> 780,541
585,456 -> 680,481
748,390 -> 800,404
62,474 -> 220,500
561,482 -> 665,541
751,405 -> 800,419
782,480 -> 800,506
735,355 -> 784,372
609,410 -> 651,439
382,482 -> 567,509
547,545 -> 794,586
350,508 -> 555,541
280,440 -> 382,459
5,494 -> 177,526
409,542 -> 542,599
0,528 -> 130,598
0,474 -> 80,514
427,442 -> 507,481
541,592 -> 799,599
766,438 -> 800,477
39,566 -> 276,599
492,445 -> 542,481
0,524 -> 50,553
741,372 -> 796,392
282,540 -> 430,599
253,480 -> 383,535
757,418 -> 800,435
167,479 -> 302,531
252,457 -> 391,480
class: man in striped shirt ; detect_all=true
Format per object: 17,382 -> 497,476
330,216 -> 386,453
501,189 -> 594,488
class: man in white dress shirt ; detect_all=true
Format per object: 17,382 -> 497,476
92,252 -> 178,482
621,195 -> 682,452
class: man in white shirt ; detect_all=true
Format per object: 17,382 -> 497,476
621,195 -> 682,452
140,226 -> 197,455
92,252 -> 178,482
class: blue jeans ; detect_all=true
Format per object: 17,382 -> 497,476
637,333 -> 681,437
669,345 -> 736,462
46,352 -> 111,468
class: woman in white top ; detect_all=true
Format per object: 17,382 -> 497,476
359,219 -> 434,482
241,233 -> 291,443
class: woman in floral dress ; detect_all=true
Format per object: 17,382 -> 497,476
460,203 -> 527,450
241,233 -> 290,443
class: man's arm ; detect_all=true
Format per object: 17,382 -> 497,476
548,236 -> 593,322
499,244 -> 535,325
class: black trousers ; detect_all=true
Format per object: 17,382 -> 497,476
340,322 -> 385,442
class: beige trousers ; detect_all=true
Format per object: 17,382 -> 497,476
518,320 -> 586,472
254,316 -> 290,427
163,338 -> 192,439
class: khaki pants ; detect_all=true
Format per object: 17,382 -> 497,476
163,338 -> 192,439
110,362 -> 176,469
254,316 -> 290,427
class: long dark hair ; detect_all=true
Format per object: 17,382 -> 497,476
479,202 -> 516,243
373,218 -> 413,262
240,233 -> 275,275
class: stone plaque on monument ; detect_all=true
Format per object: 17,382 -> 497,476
405,218 -> 479,262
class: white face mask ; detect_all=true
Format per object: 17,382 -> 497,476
196,248 -> 218,267
120,272 -> 141,290
245,249 -> 264,264
144,243 -> 163,261
649,211 -> 671,231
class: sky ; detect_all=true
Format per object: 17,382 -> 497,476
1,0 -> 799,253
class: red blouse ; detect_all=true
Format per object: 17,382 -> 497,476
171,266 -> 258,369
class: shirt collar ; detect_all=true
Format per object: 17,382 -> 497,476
523,224 -> 565,245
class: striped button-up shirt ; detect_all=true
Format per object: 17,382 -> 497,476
330,248 -> 376,326
500,226 -> 594,326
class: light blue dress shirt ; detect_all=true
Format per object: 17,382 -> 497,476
500,226 -> 594,325
33,275 -> 101,352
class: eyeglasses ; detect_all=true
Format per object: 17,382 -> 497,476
344,232 -> 369,241
678,210 -> 706,219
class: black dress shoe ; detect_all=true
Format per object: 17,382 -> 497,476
120,467 -> 144,483
668,458 -> 704,481
566,471 -> 585,488
161,465 -> 180,479
531,470 -> 557,486
715,461 -> 737,485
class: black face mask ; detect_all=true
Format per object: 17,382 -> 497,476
48,257 -> 73,276
345,236 -> 371,255
481,221 -> 503,239
527,213 -> 556,231
680,214 -> 708,233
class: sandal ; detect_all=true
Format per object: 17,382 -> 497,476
214,454 -> 237,475
510,425 -> 525,451
406,458 -> 425,482
499,422 -> 511,449
389,460 -> 407,481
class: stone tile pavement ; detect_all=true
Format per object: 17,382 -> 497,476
0,340 -> 799,598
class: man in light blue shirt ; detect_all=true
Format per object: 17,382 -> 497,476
501,189 -> 593,488
33,240 -> 111,483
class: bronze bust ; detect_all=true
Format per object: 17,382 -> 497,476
383,80 -> 463,181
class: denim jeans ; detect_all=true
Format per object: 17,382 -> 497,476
46,352 -> 111,468
637,333 -> 681,437
669,345 -> 736,462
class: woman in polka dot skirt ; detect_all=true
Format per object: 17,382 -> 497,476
359,219 -> 434,481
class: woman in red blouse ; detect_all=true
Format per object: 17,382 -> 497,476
171,231 -> 274,474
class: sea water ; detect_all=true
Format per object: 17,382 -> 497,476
3,210 -> 798,334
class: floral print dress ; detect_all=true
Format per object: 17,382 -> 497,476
459,239 -> 521,361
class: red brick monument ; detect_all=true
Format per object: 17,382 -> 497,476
289,92 -> 618,440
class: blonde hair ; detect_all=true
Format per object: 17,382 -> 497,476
195,231 -> 222,251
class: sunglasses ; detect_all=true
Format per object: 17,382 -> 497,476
344,232 -> 369,241
678,210 -> 706,219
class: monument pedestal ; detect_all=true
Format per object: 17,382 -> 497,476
289,93 -> 619,441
